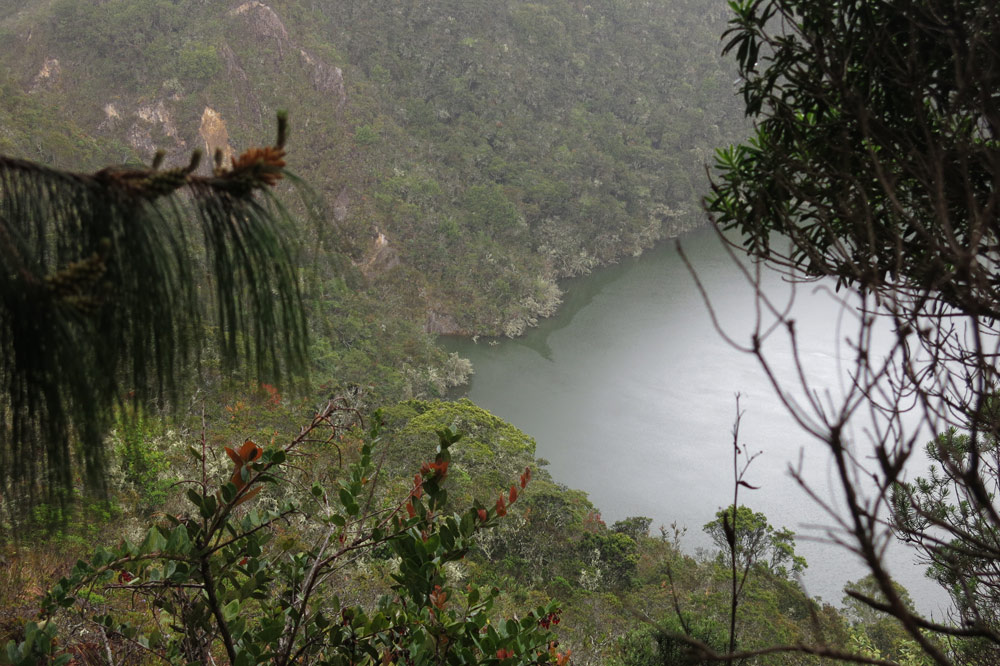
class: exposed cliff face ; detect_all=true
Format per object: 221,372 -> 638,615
199,107 -> 234,167
127,98 -> 187,159
360,229 -> 399,277
230,2 -> 289,44
299,49 -> 346,109
29,57 -> 59,93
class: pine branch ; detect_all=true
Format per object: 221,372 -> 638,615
0,112 -> 308,525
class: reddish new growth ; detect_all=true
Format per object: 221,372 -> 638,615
223,439 -> 263,507
496,648 -> 515,660
412,473 -> 424,499
547,642 -> 571,665
429,585 -> 448,610
420,459 -> 450,480
495,468 -> 530,518
230,145 -> 286,186
259,383 -> 281,405
537,610 -> 561,630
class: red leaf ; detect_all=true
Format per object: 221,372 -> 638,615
224,447 -> 242,466
233,485 -> 262,507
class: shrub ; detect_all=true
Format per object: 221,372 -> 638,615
5,402 -> 566,665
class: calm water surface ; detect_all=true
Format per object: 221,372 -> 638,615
443,227 -> 948,613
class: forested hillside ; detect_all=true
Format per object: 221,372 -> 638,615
0,0 -> 743,346
3,1 -> 910,664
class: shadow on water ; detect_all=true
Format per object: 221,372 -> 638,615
442,236 -> 685,367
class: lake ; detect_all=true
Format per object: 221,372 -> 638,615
443,226 -> 949,613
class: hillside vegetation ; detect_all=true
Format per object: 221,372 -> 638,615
0,0 -> 743,348
0,1 -> 904,664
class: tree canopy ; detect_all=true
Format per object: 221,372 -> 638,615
704,505 -> 805,578
707,0 -> 1000,664
709,0 -> 999,317
0,114 -> 307,515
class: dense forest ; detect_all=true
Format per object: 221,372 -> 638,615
2,0 -> 997,664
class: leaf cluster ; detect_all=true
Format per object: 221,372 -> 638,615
0,116 -> 307,519
4,403 -> 564,665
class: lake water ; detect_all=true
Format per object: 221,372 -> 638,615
443,226 -> 949,613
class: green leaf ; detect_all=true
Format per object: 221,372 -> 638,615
139,526 -> 167,554
200,494 -> 218,519
186,488 -> 204,510
223,599 -> 241,622
165,524 -> 190,553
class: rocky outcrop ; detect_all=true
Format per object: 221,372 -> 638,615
29,57 -> 60,93
230,2 -> 289,50
98,103 -> 121,132
299,49 -> 346,108
333,187 -> 350,222
199,107 -> 235,167
228,3 -> 345,109
126,99 -> 186,158
360,229 -> 400,277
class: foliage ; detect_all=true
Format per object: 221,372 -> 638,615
891,428 -> 1000,664
706,0 -> 1000,663
380,399 -> 538,505
707,0 -> 999,317
610,620 -> 723,666
581,531 -> 640,590
843,575 -> 928,664
2,0 -> 746,338
4,403 -> 566,665
611,516 -> 652,543
703,505 -> 806,578
0,115 -> 307,514
110,412 -> 177,515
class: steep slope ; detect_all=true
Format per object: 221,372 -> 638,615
0,0 -> 742,344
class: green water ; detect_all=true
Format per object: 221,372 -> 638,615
443,227 -> 945,611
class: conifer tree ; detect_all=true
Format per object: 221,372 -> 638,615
0,112 -> 307,516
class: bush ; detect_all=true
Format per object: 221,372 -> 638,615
5,403 -> 566,665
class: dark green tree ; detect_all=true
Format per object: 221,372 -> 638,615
703,505 -> 805,578
891,428 -> 1000,666
843,574 -> 921,662
705,0 -> 1000,663
0,113 -> 307,519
